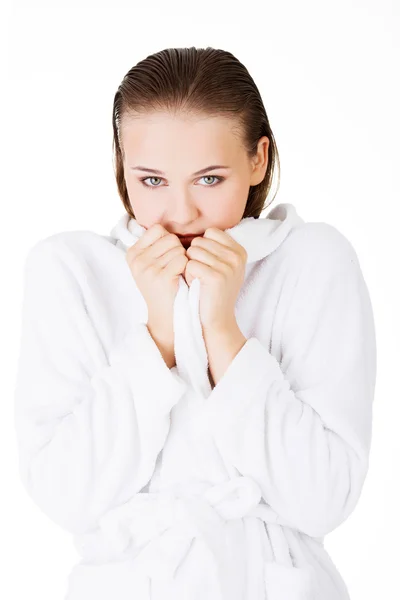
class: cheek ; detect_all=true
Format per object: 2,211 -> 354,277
208,193 -> 247,229
126,195 -> 163,228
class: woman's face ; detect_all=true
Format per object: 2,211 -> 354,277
120,111 -> 269,243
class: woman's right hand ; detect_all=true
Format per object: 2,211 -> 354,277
125,223 -> 188,332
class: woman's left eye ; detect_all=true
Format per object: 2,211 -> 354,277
199,175 -> 224,186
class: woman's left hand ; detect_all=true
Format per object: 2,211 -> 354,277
183,228 -> 248,332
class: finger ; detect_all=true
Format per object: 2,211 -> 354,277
189,237 -> 236,265
127,223 -> 168,259
203,227 -> 234,247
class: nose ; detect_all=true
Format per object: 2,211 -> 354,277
169,193 -> 200,226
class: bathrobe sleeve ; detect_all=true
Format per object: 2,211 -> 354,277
204,224 -> 377,539
13,237 -> 188,536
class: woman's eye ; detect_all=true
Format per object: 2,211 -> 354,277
199,175 -> 225,186
140,175 -> 224,190
140,176 -> 163,188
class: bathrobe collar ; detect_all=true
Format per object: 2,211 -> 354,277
111,202 -> 303,265
110,203 -> 304,399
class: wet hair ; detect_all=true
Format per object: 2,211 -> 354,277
112,46 -> 280,220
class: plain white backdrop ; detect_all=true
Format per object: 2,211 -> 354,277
3,0 -> 399,598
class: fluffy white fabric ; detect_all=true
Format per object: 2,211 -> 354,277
14,203 -> 376,599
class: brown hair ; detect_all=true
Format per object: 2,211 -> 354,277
111,46 -> 280,220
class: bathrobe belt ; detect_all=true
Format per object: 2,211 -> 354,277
73,475 -> 301,590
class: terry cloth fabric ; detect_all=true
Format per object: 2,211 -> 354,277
14,203 -> 377,600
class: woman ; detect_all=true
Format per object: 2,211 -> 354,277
13,47 -> 377,600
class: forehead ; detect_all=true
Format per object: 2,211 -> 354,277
120,111 -> 243,159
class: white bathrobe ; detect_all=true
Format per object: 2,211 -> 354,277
13,203 -> 377,600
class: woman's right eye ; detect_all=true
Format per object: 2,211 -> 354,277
140,176 -> 163,189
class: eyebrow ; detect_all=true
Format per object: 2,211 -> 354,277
130,165 -> 230,177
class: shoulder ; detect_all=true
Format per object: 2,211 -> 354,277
22,230 -> 122,295
280,220 -> 360,274
26,229 -> 116,259
24,229 -> 118,272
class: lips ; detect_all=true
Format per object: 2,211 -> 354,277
177,234 -> 203,245
177,234 -> 202,239
179,236 -> 196,248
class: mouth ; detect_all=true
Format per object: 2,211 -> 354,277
179,236 -> 196,248
176,233 -> 203,238
177,233 -> 203,245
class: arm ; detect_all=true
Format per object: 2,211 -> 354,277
13,238 -> 187,536
203,323 -> 247,387
203,227 -> 377,538
147,320 -> 176,369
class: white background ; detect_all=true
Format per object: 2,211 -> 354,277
3,0 -> 399,598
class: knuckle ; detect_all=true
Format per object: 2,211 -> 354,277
233,252 -> 242,267
153,223 -> 166,235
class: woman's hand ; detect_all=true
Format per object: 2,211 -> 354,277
183,228 -> 247,332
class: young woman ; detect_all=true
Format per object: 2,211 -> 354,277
14,47 -> 377,600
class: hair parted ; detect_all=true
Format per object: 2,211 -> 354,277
112,46 -> 280,220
